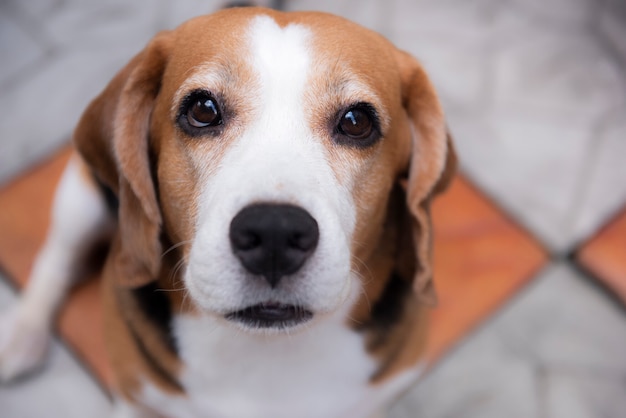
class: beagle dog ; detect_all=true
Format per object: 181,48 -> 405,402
0,7 -> 456,418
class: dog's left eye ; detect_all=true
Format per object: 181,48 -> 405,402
339,108 -> 372,139
335,103 -> 381,146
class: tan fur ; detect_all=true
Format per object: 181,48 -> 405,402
102,238 -> 183,400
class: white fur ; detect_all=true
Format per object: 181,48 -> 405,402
134,286 -> 425,418
0,157 -> 113,381
184,15 -> 356,322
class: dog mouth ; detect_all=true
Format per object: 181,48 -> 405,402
225,303 -> 313,329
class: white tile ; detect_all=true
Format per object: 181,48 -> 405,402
458,111 -> 594,250
390,311 -> 539,418
0,343 -> 112,418
546,371 -> 626,418
286,0 -> 388,34
390,0 -> 523,48
345,0 -> 622,253
157,0 -> 224,30
0,13 -> 46,85
159,0 -> 385,33
386,3 -> 615,252
599,0 -> 626,68
508,0 -> 596,27
0,0 -> 169,184
493,263 -> 626,373
3,0 -> 64,21
388,0 -> 624,251
391,31 -> 490,110
492,30 -> 623,127
0,278 -> 111,418
571,107 -> 626,244
0,44 -> 137,184
41,0 -> 161,50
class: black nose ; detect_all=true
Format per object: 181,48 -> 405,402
229,204 -> 319,287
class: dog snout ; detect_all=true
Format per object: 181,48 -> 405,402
229,204 -> 319,288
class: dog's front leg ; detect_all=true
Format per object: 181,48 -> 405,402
0,155 -> 114,381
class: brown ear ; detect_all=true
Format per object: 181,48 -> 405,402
73,31 -> 172,287
395,50 -> 458,306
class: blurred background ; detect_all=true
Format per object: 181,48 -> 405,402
0,0 -> 625,417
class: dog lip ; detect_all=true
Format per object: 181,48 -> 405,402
225,303 -> 313,329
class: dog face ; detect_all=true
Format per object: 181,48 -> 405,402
75,8 -> 456,333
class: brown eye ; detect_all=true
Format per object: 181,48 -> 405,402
338,107 -> 373,139
186,95 -> 222,128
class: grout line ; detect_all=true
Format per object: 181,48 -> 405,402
0,1 -> 60,92
562,200 -> 626,259
460,162 -> 626,266
542,362 -> 626,381
272,0 -> 286,10
591,0 -> 626,98
0,50 -> 59,95
2,0 -> 59,54
0,264 -> 20,296
566,252 -> 626,316
536,364 -> 549,418
505,0 -> 596,33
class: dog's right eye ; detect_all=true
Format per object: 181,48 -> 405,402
178,91 -> 224,135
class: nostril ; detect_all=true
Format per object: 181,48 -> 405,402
288,231 -> 317,252
229,204 -> 319,287
231,229 -> 261,251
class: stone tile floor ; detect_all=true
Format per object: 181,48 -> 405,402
1,0 -> 626,417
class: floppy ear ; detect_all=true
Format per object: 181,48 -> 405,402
73,31 -> 172,287
395,50 -> 458,306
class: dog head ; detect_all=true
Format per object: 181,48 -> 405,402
74,8 -> 456,333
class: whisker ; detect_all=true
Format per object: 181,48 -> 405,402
345,313 -> 365,327
170,257 -> 188,281
181,288 -> 192,311
351,270 -> 373,313
350,254 -> 374,286
161,240 -> 193,259
154,287 -> 186,293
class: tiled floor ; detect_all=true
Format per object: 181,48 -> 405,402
0,282 -> 111,418
1,0 -> 625,417
577,208 -> 626,302
390,263 -> 626,418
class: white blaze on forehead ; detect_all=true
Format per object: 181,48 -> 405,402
249,15 -> 311,115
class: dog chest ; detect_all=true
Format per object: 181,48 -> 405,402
137,313 -> 380,418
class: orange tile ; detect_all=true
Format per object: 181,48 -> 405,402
427,177 -> 548,363
0,149 -> 548,387
577,207 -> 626,303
